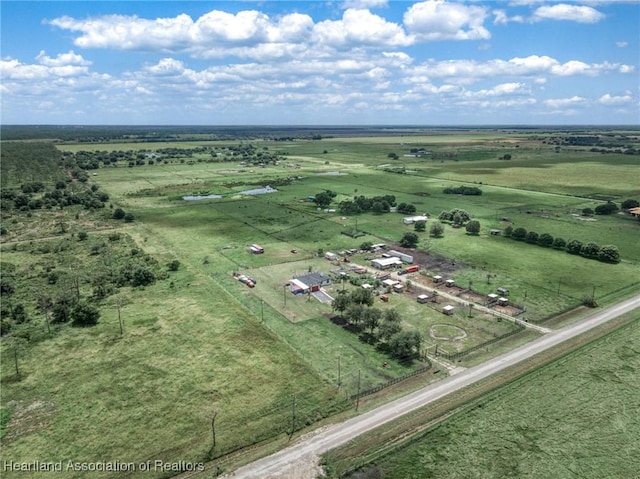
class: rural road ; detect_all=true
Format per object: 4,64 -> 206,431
224,294 -> 640,479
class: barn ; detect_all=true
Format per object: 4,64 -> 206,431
371,257 -> 402,270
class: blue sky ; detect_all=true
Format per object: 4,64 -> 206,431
1,0 -> 638,125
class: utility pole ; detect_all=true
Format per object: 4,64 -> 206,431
211,410 -> 217,450
289,395 -> 296,440
117,299 -> 123,336
261,299 -> 264,322
355,370 -> 361,411
337,356 -> 341,388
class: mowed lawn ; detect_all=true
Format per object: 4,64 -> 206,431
346,319 -> 640,479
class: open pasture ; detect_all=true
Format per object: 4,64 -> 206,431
339,319 -> 640,479
2,128 -> 638,475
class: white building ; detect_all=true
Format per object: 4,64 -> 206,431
371,257 -> 403,270
402,215 -> 429,225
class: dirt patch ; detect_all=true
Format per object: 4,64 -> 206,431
2,400 -> 55,443
389,245 -> 465,275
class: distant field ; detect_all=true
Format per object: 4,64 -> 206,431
339,318 -> 640,479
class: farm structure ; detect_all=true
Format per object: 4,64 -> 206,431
402,215 -> 429,225
442,305 -> 455,316
325,252 -> 338,261
417,294 -> 430,304
371,257 -> 403,270
290,272 -> 332,294
249,243 -> 264,254
388,250 -> 414,263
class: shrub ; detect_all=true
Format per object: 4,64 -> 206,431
400,232 -> 419,248
512,227 -> 527,240
124,212 -> 135,222
465,220 -> 480,235
113,208 -> 126,220
167,260 -> 180,271
594,202 -> 618,215
566,239 -> 583,255
580,242 -> 601,259
552,237 -> 566,249
71,302 -> 100,327
537,233 -> 554,247
598,245 -> 621,263
429,222 -> 444,238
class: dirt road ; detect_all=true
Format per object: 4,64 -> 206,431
224,295 -> 640,479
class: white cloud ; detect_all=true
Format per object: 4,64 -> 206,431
544,96 -> 586,108
36,50 -> 91,67
403,1 -> 490,41
312,9 -> 412,48
531,4 -> 605,23
616,41 -> 628,48
598,93 -> 634,105
411,55 -> 633,84
342,0 -> 388,9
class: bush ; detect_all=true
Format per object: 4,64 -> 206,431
512,227 -> 527,240
167,260 -> 180,271
594,201 -> 618,215
113,208 -> 126,220
465,220 -> 480,235
124,212 -> 135,222
525,231 -> 539,244
566,239 -> 583,255
429,222 -> 444,238
400,232 -> 419,248
503,225 -> 513,237
598,245 -> 621,263
552,237 -> 566,249
71,302 -> 100,327
580,242 -> 601,259
537,233 -> 554,247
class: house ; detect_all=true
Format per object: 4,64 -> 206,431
442,305 -> 455,315
293,272 -> 332,292
371,257 -> 403,270
388,250 -> 414,264
249,244 -> 264,254
290,278 -> 309,295
402,215 -> 429,225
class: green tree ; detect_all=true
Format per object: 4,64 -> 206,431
580,242 -> 601,259
581,207 -> 594,216
552,237 -> 566,249
566,239 -> 583,255
429,221 -> 444,238
621,199 -> 639,210
11,304 -> 28,324
388,330 -> 422,359
345,303 -> 365,325
113,208 -> 126,220
167,260 -> 180,271
537,233 -> 554,247
525,231 -> 539,244
71,301 -> 100,327
362,307 -> 383,335
350,288 -> 374,307
598,245 -> 620,263
378,320 -> 402,341
512,227 -> 527,240
400,232 -> 419,248
414,220 -> 426,232
503,225 -> 513,237
313,190 -> 336,208
332,292 -> 351,317
465,220 -> 480,235
594,201 -> 618,215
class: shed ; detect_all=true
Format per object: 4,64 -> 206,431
362,283 -> 373,289
497,287 -> 509,296
490,229 -> 501,236
294,272 -> 332,289
382,279 -> 399,288
442,305 -> 455,315
498,297 -> 509,306
388,250 -> 414,264
417,294 -> 429,304
393,283 -> 405,293
445,279 -> 455,287
290,278 -> 309,294
325,252 -> 337,261
402,215 -> 429,225
433,275 -> 443,283
487,293 -> 499,302
249,244 -> 264,254
371,257 -> 403,270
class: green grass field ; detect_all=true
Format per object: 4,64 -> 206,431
1,128 -> 639,475
339,318 -> 640,479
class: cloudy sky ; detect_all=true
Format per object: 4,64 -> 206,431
1,1 -> 638,125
